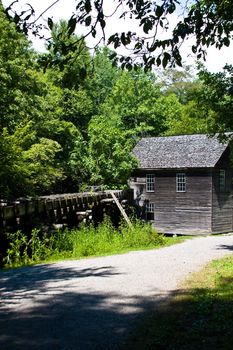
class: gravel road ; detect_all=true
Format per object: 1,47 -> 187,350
1,234 -> 233,350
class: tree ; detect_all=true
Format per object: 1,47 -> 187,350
0,6 -> 63,132
101,70 -> 165,135
0,7 -> 88,196
159,63 -> 233,137
84,114 -> 138,188
0,127 -> 30,198
86,46 -> 121,112
163,99 -> 212,136
157,65 -> 199,104
0,3 -> 38,131
3,0 -> 233,69
23,137 -> 64,194
41,20 -> 95,134
44,19 -> 92,89
0,122 -> 64,198
197,64 -> 233,133
59,88 -> 94,134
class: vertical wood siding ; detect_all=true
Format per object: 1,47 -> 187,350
132,169 -> 213,234
212,150 -> 233,232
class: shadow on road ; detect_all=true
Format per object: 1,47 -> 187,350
217,244 -> 233,251
120,258 -> 233,350
0,263 -> 164,350
0,263 -> 120,295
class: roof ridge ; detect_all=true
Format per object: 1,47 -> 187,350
140,132 -> 233,140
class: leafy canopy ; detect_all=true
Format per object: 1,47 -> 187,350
3,0 -> 233,69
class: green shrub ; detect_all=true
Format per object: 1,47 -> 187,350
4,230 -> 30,268
71,217 -> 117,257
71,217 -> 165,258
3,228 -> 73,268
3,217 -> 166,268
120,219 -> 165,248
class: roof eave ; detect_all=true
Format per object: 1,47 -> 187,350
133,166 -> 215,172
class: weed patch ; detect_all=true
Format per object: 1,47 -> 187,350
3,217 -> 186,268
3,229 -> 73,268
71,217 -> 165,257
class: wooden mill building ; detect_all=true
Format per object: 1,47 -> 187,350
130,134 -> 233,235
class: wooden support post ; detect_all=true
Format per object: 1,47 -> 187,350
110,191 -> 132,227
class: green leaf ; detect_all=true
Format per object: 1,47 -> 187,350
223,37 -> 230,47
126,63 -> 132,71
85,16 -> 92,26
107,34 -> 116,44
162,52 -> 171,68
91,27 -> 96,38
84,0 -> 92,13
109,52 -> 117,60
168,3 -> 176,14
67,16 -> 76,36
192,45 -> 197,54
24,14 -> 31,21
143,20 -> 153,34
156,6 -> 164,18
121,32 -> 131,46
156,56 -> 161,66
14,14 -> 20,25
48,17 -> 53,30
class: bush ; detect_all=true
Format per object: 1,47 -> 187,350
3,228 -> 73,268
3,217 -> 165,268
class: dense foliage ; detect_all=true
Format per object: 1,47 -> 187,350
0,4 -> 232,199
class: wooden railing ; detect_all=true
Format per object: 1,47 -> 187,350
0,190 -> 133,230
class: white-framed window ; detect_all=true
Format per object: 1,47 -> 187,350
146,202 -> 154,213
176,173 -> 186,192
219,169 -> 226,192
145,202 -> 154,220
146,174 -> 155,192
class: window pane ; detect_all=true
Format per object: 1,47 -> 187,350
145,202 -> 154,220
146,202 -> 154,213
146,174 -> 155,192
176,173 -> 186,192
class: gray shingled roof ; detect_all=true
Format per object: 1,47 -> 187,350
133,134 -> 230,169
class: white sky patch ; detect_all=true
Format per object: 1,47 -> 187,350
2,0 -> 233,72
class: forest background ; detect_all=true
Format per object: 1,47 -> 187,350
0,3 -> 233,199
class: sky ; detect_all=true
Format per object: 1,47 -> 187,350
2,0 -> 233,73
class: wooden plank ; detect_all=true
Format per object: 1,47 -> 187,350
110,191 -> 132,227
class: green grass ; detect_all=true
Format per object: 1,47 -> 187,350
3,217 -> 187,268
121,254 -> 233,350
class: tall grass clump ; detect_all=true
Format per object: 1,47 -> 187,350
3,228 -> 73,268
71,217 -> 117,257
120,219 -> 165,248
3,217 -> 170,268
71,217 -> 165,258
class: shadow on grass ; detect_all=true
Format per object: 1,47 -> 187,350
121,276 -> 233,350
0,263 -> 165,350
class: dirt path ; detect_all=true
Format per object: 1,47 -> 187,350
1,234 -> 233,350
